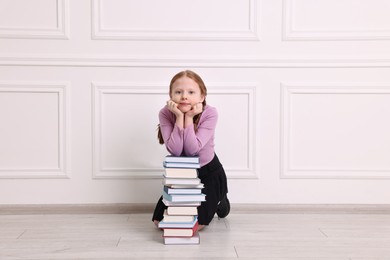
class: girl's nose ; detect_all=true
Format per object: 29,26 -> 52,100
181,93 -> 187,100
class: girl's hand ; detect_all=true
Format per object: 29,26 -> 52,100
186,102 -> 203,118
166,100 -> 184,117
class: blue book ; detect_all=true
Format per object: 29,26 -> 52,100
163,191 -> 206,202
164,186 -> 202,195
158,215 -> 198,228
164,155 -> 200,164
163,161 -> 200,169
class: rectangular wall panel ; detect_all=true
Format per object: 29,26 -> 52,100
281,83 -> 390,178
92,83 -> 256,179
92,0 -> 258,41
283,0 -> 390,40
0,82 -> 69,178
0,0 -> 69,39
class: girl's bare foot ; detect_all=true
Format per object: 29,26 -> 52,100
197,224 -> 205,231
153,220 -> 159,227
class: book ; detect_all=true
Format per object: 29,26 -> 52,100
167,206 -> 198,216
163,161 -> 200,169
164,232 -> 200,245
163,178 -> 201,186
162,211 -> 196,223
158,216 -> 198,229
164,186 -> 202,195
163,222 -> 199,237
162,198 -> 201,207
163,167 -> 198,178
167,183 -> 204,189
165,155 -> 200,164
163,191 -> 206,202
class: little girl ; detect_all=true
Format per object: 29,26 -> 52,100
152,70 -> 230,230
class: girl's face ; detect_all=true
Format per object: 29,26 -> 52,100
170,76 -> 205,113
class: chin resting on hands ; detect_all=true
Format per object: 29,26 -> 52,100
186,102 -> 203,117
166,100 -> 183,116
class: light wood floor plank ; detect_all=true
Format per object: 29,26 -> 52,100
1,212 -> 390,259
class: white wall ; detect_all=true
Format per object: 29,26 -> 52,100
1,0 -> 390,205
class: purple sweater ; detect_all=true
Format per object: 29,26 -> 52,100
159,105 -> 217,167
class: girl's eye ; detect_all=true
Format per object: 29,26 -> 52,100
174,91 -> 181,94
189,91 -> 195,94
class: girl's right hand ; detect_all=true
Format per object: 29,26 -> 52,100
166,100 -> 184,117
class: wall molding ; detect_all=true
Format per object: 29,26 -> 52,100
2,203 -> 390,215
2,55 -> 390,68
0,0 -> 69,39
0,81 -> 70,179
280,82 -> 390,179
283,0 -> 390,41
92,83 -> 256,179
91,0 -> 259,41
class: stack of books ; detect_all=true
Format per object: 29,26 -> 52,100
158,155 -> 205,245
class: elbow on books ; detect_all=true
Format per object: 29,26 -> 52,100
182,150 -> 201,157
183,145 -> 202,156
166,148 -> 183,157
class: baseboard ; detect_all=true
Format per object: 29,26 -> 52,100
0,203 -> 155,215
1,203 -> 390,215
231,204 -> 390,214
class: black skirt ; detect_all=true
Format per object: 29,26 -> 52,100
152,154 -> 228,225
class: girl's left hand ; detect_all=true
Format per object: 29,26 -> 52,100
186,102 -> 203,118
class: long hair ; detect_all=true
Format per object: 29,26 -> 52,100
158,70 -> 207,144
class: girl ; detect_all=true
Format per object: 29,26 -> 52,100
152,70 -> 230,231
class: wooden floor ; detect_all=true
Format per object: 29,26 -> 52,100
1,212 -> 390,259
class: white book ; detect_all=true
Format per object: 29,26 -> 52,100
163,178 -> 201,186
163,168 -> 198,178
162,199 -> 201,207
162,211 -> 196,223
164,186 -> 202,195
167,206 -> 198,216
164,232 -> 200,244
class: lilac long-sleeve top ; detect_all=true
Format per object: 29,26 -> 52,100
159,104 -> 217,167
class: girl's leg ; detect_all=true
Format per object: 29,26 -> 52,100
197,155 -> 229,226
197,171 -> 221,225
152,196 -> 167,223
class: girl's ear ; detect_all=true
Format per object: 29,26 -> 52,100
200,95 -> 205,103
